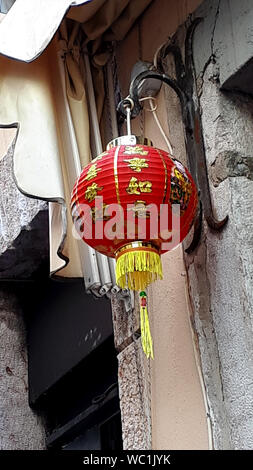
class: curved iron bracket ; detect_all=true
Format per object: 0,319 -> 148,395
118,18 -> 228,252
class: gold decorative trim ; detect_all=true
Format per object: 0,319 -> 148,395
115,241 -> 160,258
114,146 -> 121,204
157,148 -> 168,204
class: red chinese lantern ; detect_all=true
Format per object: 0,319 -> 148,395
71,136 -> 198,358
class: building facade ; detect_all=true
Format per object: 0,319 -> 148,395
0,0 -> 252,450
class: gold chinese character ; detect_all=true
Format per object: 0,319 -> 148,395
126,177 -> 141,195
123,157 -> 149,172
91,204 -> 110,222
85,183 -> 103,202
126,177 -> 152,195
139,180 -> 152,193
92,151 -> 108,163
127,200 -> 150,218
124,146 -> 148,156
84,163 -> 102,181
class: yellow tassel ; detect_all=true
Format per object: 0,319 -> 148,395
116,247 -> 163,291
140,292 -> 154,359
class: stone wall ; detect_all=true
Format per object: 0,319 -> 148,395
111,294 -> 152,450
185,0 -> 253,449
0,286 -> 46,449
0,131 -> 46,449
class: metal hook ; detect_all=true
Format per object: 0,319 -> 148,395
120,97 -> 134,135
117,18 -> 228,253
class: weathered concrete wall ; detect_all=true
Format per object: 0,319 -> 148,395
111,293 -> 152,450
0,129 -> 46,257
0,287 -> 46,449
157,0 -> 253,449
0,130 -> 48,279
0,129 -> 46,448
118,336 -> 152,450
193,0 -> 253,95
184,0 -> 253,449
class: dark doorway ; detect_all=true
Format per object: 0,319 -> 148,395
13,277 -> 122,450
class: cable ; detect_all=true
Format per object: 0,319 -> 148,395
153,41 -> 167,69
139,96 -> 173,154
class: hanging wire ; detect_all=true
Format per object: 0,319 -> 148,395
139,96 -> 173,154
153,40 -> 167,69
126,106 -> 132,136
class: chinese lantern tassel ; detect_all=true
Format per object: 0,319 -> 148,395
116,246 -> 163,291
139,291 -> 154,359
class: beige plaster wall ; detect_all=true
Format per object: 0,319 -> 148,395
116,0 -> 209,450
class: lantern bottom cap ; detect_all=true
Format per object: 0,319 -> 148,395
115,242 -> 163,291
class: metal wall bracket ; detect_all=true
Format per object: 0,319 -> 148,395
118,18 -> 228,253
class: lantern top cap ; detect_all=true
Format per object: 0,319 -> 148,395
106,135 -> 153,150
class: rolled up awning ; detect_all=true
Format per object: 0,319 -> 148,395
0,0 -> 153,285
0,0 -> 91,62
